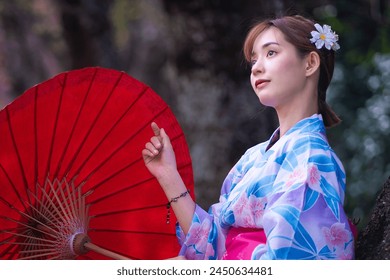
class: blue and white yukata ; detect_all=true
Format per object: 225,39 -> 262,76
177,114 -> 355,260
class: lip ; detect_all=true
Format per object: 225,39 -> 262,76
255,79 -> 270,88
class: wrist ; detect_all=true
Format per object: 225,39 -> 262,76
155,166 -> 180,185
156,169 -> 188,201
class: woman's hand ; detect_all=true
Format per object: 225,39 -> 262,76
142,122 -> 177,180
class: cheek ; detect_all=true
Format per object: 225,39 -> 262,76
279,57 -> 305,75
250,74 -> 256,88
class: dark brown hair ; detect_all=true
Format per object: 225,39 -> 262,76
243,15 -> 341,128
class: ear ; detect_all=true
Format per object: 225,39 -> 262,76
305,51 -> 320,77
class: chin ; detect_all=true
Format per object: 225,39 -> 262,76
257,95 -> 275,108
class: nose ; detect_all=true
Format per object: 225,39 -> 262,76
251,59 -> 263,76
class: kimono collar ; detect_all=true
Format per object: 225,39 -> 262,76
265,114 -> 325,151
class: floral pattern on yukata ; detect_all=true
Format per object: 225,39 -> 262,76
177,114 -> 355,260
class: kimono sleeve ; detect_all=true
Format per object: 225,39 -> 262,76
175,147 -> 256,260
252,134 -> 355,260
175,203 -> 227,260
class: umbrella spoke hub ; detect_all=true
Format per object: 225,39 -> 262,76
72,233 -> 91,255
6,177 -> 91,259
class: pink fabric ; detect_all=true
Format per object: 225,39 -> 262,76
222,221 -> 357,260
222,227 -> 266,260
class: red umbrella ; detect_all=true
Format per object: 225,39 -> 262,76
0,67 -> 194,260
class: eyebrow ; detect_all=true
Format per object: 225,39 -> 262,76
251,42 -> 280,58
262,42 -> 280,48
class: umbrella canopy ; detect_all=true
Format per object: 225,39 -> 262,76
0,67 -> 194,260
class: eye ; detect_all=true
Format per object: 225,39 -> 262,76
250,59 -> 257,67
267,50 -> 276,57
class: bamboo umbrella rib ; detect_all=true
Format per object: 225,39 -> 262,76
87,168 -> 155,205
54,178 -> 76,222
87,160 -> 191,205
44,73 -> 67,182
33,86 -> 39,199
19,251 -> 60,260
61,72 -> 125,177
0,216 -> 58,239
72,86 -> 149,181
83,131 -> 187,199
0,165 -> 29,213
64,177 -> 79,225
79,105 -> 169,186
2,231 -> 57,244
28,189 -> 69,228
52,69 -> 98,179
35,179 -> 74,225
90,203 -> 165,218
3,242 -> 54,247
5,107 -> 32,209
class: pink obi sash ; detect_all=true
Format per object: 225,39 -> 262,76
222,221 -> 358,260
222,227 -> 266,260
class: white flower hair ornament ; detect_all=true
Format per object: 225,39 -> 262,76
310,23 -> 340,51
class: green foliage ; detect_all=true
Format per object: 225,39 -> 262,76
322,1 -> 390,228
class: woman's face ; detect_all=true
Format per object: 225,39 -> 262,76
250,27 -> 308,111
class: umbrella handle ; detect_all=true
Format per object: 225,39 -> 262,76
84,242 -> 131,260
72,233 -> 130,260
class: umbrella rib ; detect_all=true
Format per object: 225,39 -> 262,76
53,178 -> 75,222
89,229 -> 176,236
61,71 -> 125,177
34,180 -> 72,225
79,103 -> 169,185
27,188 -> 64,227
91,203 -> 165,218
0,168 -> 29,212
64,177 -> 79,223
0,215 -> 57,239
5,107 -> 33,210
86,129 -> 183,195
19,248 -> 59,254
2,231 -> 57,244
52,68 -> 98,179
88,175 -> 155,205
88,157 -> 147,194
0,197 -> 39,227
33,86 -> 39,201
72,84 -> 149,179
44,73 -> 67,181
0,243 -> 19,259
19,251 -> 59,260
87,154 -> 190,205
3,241 -> 54,247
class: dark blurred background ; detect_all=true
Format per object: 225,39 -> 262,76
1,0 -> 389,230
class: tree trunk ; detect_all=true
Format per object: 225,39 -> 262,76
355,177 -> 390,259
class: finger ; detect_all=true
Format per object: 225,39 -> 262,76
151,122 -> 161,137
142,148 -> 154,158
150,136 -> 162,149
142,149 -> 155,164
145,142 -> 160,155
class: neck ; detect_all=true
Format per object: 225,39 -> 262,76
276,90 -> 318,137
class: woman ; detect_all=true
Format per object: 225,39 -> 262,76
142,15 -> 355,260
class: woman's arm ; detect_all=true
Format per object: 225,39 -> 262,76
142,122 -> 196,234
